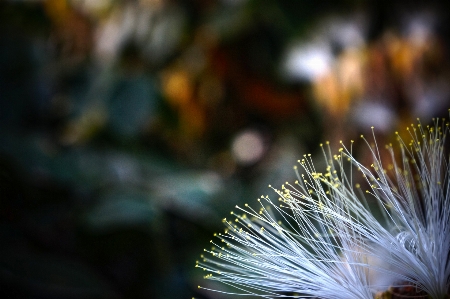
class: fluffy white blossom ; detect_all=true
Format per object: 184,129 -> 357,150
197,117 -> 450,299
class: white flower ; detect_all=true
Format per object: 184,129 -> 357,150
197,117 -> 450,299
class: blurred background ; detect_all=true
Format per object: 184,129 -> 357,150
1,0 -> 450,298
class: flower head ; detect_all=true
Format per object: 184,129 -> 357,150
197,117 -> 450,299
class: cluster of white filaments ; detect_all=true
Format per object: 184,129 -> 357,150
196,117 -> 450,299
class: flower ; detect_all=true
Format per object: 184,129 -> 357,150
196,117 -> 450,299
